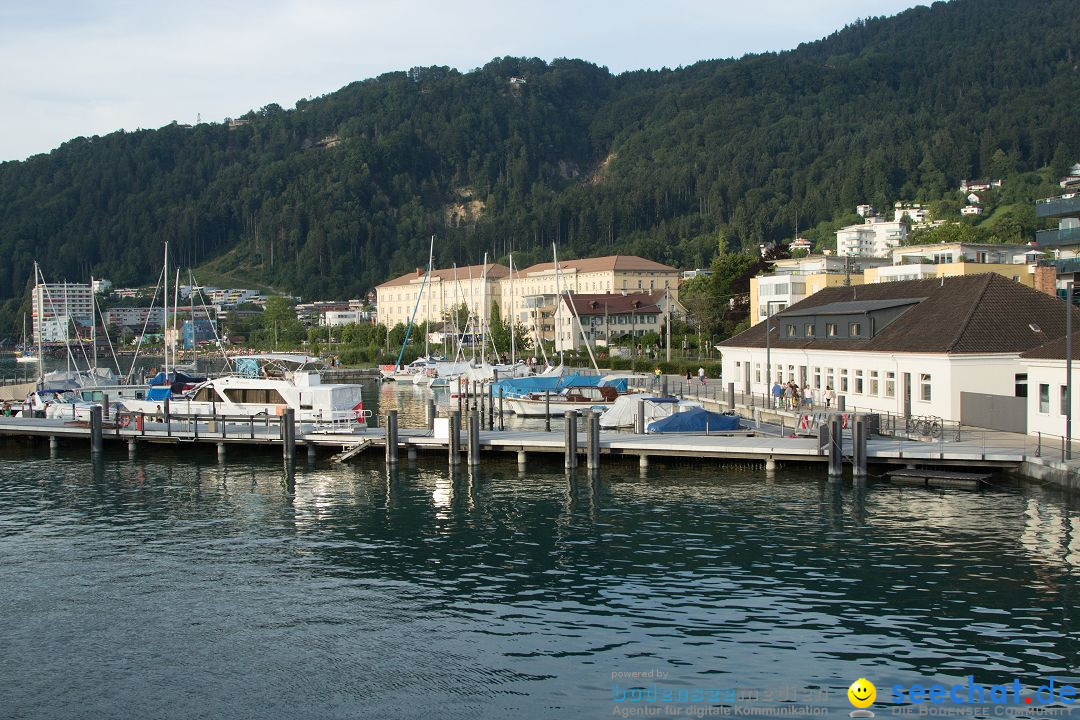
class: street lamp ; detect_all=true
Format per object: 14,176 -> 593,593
1067,282 -> 1073,460
764,299 -> 784,394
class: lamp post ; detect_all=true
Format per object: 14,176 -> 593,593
764,299 -> 783,396
1068,282 -> 1073,460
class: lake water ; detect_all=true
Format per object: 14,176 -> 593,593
1,368 -> 1079,718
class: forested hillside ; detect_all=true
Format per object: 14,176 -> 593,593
0,0 -> 1078,335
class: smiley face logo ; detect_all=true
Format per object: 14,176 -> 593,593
848,678 -> 877,709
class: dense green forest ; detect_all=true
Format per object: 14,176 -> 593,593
0,0 -> 1078,337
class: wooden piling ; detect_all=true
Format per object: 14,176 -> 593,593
282,408 -> 296,464
828,414 -> 843,479
635,399 -> 646,434
426,399 -> 435,432
564,411 -> 578,469
90,405 -> 103,456
853,415 -> 867,479
544,390 -> 551,432
448,410 -> 460,466
468,410 -> 480,467
499,388 -> 505,431
386,409 -> 399,466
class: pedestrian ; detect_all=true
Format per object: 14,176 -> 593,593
771,380 -> 783,409
686,369 -> 692,382
654,366 -> 662,390
698,366 -> 706,386
784,383 -> 794,410
803,385 -> 813,410
824,385 -> 835,409
791,383 -> 801,410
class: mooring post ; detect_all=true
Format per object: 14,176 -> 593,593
838,395 -> 846,412
853,415 -> 868,479
468,410 -> 480,467
828,414 -> 843,479
218,442 -> 227,463
426,399 -> 435,432
635,399 -> 646,435
517,450 -> 527,467
89,405 -> 103,456
584,411 -> 596,470
127,438 -> 137,459
283,408 -> 296,464
307,441 -> 316,465
164,397 -> 171,437
49,435 -> 58,457
499,387 -> 505,431
727,382 -> 736,411
588,411 -> 601,470
639,454 -> 649,470
386,409 -> 399,466
564,411 -> 578,469
545,390 -> 551,432
448,410 -> 460,466
488,383 -> 494,430
661,375 -> 669,397
765,456 -> 776,472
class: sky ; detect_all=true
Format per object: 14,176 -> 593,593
0,0 -> 923,162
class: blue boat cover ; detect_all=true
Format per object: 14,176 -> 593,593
647,408 -> 740,433
146,386 -> 173,401
492,374 -> 618,398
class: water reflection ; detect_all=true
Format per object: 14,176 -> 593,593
1,440 -> 1079,718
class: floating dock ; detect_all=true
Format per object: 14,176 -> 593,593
0,409 -> 1024,478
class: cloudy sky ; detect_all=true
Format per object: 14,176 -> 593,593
1,0 -> 921,162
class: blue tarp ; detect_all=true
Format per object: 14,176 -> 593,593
492,374 -> 613,398
647,408 -> 740,434
146,386 -> 173,401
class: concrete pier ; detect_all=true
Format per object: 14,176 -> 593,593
448,411 -> 460,466
385,410 -> 399,467
564,411 -> 578,469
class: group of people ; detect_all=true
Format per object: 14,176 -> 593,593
771,381 -> 836,411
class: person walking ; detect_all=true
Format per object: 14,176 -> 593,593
698,367 -> 706,386
803,385 -> 813,410
771,381 -> 783,409
654,366 -> 662,391
824,385 -> 835,409
686,369 -> 692,382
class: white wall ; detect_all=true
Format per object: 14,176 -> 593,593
1026,359 -> 1078,437
721,346 -> 1024,422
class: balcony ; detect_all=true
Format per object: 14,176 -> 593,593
1036,195 -> 1080,219
1036,225 -> 1080,248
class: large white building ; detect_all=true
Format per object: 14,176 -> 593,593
719,274 -> 1078,430
375,263 -> 509,332
32,282 -> 94,342
836,217 -> 908,257
103,306 -> 166,330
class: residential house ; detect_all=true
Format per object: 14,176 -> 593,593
719,274 -> 1080,430
865,242 -> 1049,290
554,291 -> 682,353
375,263 -> 509,331
750,254 -> 890,326
836,217 -> 908,257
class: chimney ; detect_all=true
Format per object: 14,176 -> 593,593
416,268 -> 424,277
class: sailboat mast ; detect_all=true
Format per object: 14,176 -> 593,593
553,243 -> 563,366
34,262 -> 43,387
90,274 -> 97,371
163,242 -> 169,378
481,253 -> 489,365
425,235 -> 434,359
509,252 -> 516,366
173,269 -> 180,370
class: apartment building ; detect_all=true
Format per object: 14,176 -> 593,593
32,282 -> 93,342
750,254 -> 889,326
836,217 -> 908,257
375,263 -> 509,331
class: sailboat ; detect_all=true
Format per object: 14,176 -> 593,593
15,314 -> 37,364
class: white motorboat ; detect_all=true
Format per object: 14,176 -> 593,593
121,354 -> 364,424
505,385 -> 620,417
599,393 -> 703,429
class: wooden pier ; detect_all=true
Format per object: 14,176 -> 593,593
0,410 -> 1026,477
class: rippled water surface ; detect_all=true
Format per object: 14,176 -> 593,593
1,381 -> 1079,719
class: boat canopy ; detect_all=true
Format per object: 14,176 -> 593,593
599,394 -> 685,429
492,373 -> 627,398
646,408 -> 740,434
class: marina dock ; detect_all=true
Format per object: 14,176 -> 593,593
0,409 -> 1029,475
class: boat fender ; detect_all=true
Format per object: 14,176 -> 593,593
118,415 -> 132,428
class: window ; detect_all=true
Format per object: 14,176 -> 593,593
920,374 -> 932,402
788,366 -> 795,383
849,322 -> 862,337
755,363 -> 761,383
193,386 -> 218,402
813,367 -> 821,389
805,324 -> 815,337
885,371 -> 895,398
855,369 -> 864,394
840,369 -> 849,393
826,323 -> 838,337
224,388 -> 288,405
786,324 -> 797,337
1062,386 -> 1070,416
1014,373 -> 1028,398
869,370 -> 879,396
1039,384 -> 1050,414
826,368 -> 834,391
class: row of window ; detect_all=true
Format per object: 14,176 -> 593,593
786,322 -> 862,338
745,362 -> 932,401
587,315 -> 658,325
